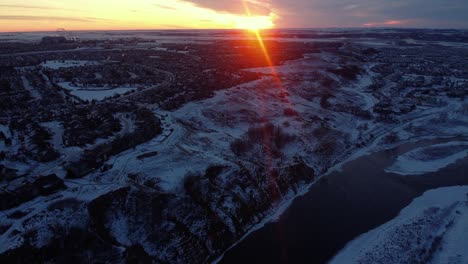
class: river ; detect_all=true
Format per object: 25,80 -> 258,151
220,137 -> 468,264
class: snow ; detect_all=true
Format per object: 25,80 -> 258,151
0,124 -> 10,137
115,113 -> 136,135
0,193 -> 89,254
386,142 -> 468,175
110,213 -> 131,246
330,186 -> 468,264
21,76 -> 42,100
431,202 -> 468,264
57,82 -> 137,101
79,67 -> 318,192
93,108 -> 230,192
41,60 -> 101,69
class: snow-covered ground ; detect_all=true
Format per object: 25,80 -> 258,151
52,48 -> 467,213
57,82 -> 137,101
330,186 -> 468,264
0,125 -> 9,151
386,142 -> 468,175
0,125 -> 11,137
67,53 -> 360,195
2,41 -> 468,262
20,76 -> 42,100
115,113 -> 136,135
0,124 -> 22,157
41,60 -> 101,69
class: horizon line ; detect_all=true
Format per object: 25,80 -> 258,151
1,26 -> 468,34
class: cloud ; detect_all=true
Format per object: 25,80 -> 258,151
154,4 -> 178,11
0,16 -> 100,23
158,24 -> 190,29
182,0 -> 273,16
7,1 -> 465,30
344,4 -> 359,10
0,4 -> 80,11
363,20 -> 407,27
181,0 -> 468,28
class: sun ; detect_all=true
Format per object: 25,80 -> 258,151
235,16 -> 274,31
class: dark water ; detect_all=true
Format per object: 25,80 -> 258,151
221,137 -> 468,264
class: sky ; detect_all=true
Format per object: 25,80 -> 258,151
0,0 -> 467,32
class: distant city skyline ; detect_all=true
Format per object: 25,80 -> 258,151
1,0 -> 467,32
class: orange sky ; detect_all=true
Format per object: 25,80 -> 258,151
2,0 -> 466,32
0,0 -> 276,32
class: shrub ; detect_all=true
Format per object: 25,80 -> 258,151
329,65 -> 362,80
383,132 -> 399,144
230,123 -> 296,156
183,171 -> 201,195
205,165 -> 227,182
230,138 -> 250,156
283,108 -> 299,117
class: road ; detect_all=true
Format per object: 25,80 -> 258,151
115,63 -> 176,105
20,76 -> 42,100
116,113 -> 135,135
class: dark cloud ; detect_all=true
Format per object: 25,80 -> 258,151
277,0 -> 468,28
181,0 -> 468,28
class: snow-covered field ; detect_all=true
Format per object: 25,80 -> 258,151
2,39 -> 468,262
330,186 -> 468,264
35,51 -> 368,210
41,60 -> 101,69
386,142 -> 468,175
48,47 -> 467,230
57,82 -> 137,101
